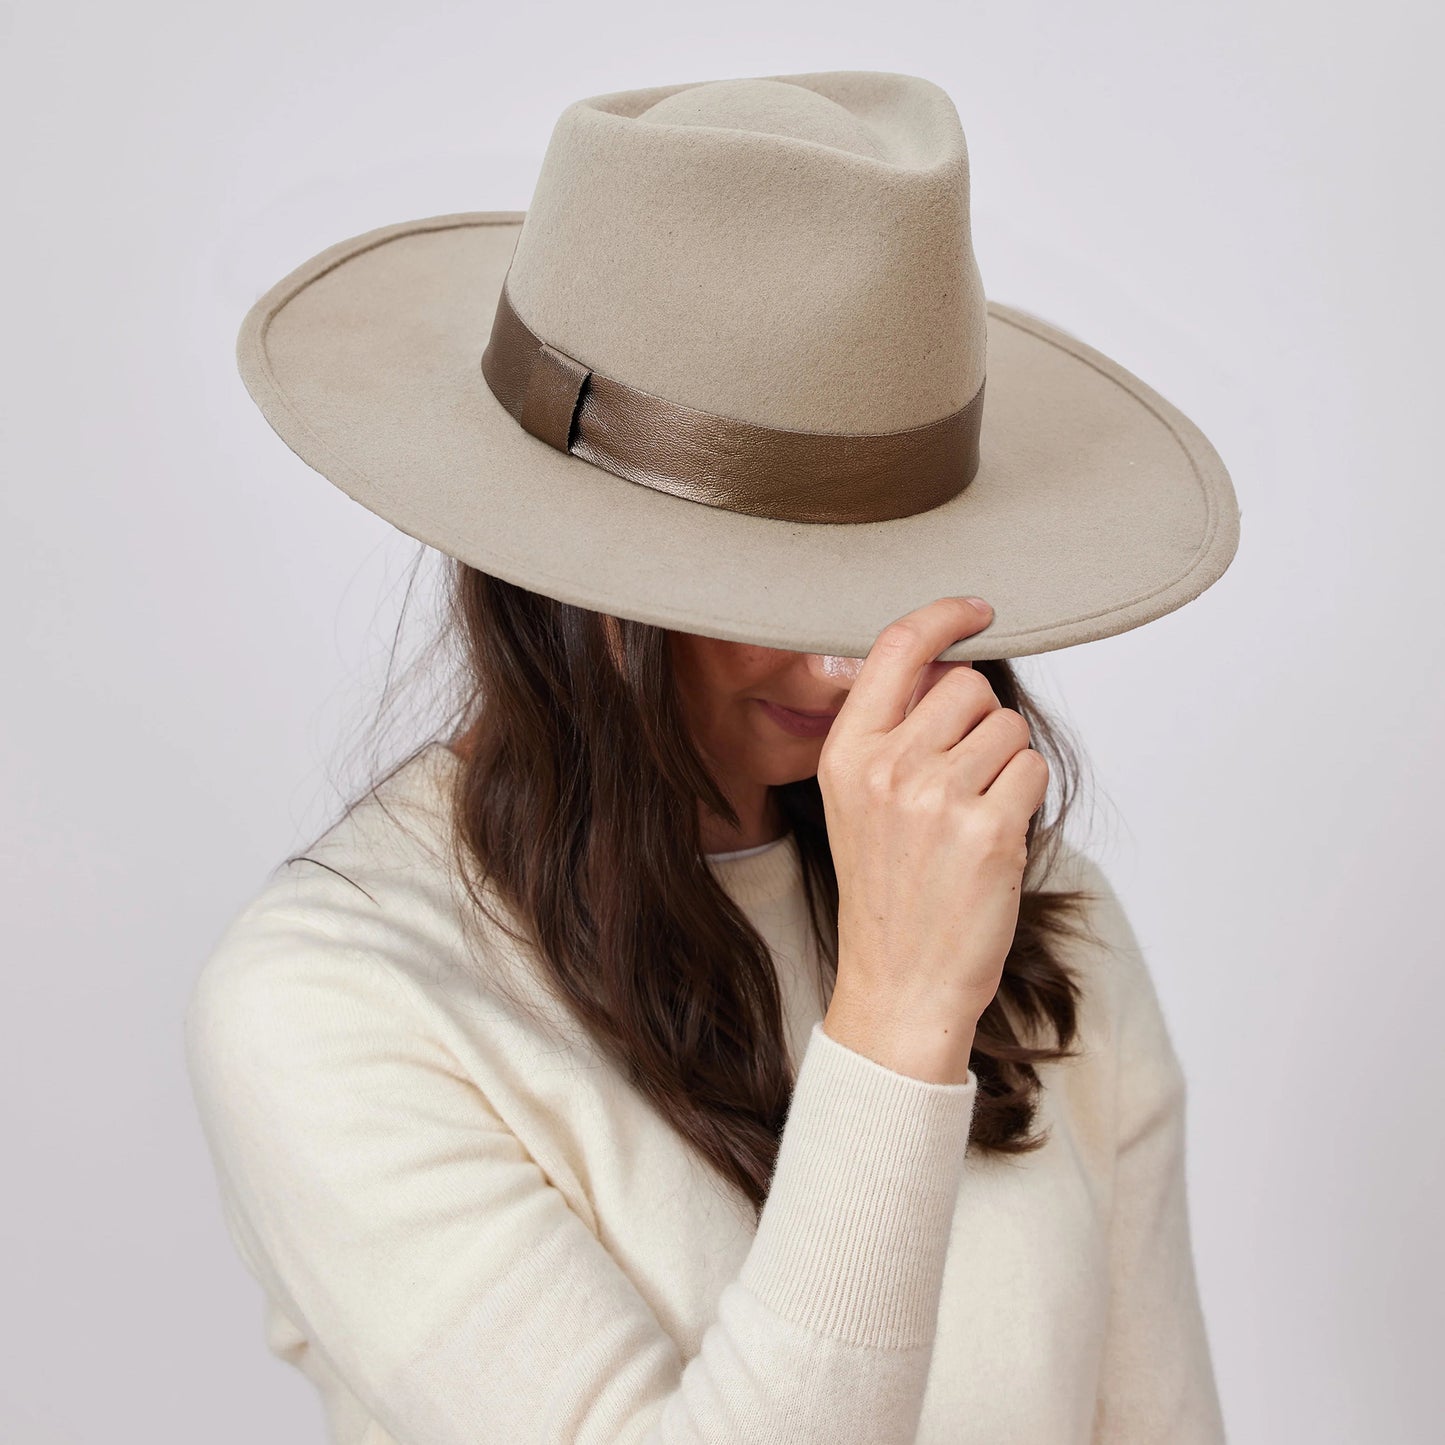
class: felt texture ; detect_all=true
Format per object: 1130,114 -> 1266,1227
506,72 -> 988,431
235,71 -> 1240,662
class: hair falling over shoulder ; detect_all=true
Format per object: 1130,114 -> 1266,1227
364,560 -> 1102,1223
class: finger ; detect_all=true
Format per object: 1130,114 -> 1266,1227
946,706 -> 1032,793
898,662 -> 998,753
904,658 -> 973,717
983,746 -> 1051,818
839,598 -> 994,737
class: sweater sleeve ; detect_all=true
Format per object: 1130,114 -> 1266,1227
183,904 -> 978,1445
1082,861 -> 1228,1444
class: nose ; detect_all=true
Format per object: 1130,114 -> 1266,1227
804,653 -> 865,684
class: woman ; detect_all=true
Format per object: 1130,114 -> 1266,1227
185,70 -> 1238,1444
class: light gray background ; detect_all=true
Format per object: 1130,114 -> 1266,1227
4,2 -> 1441,1441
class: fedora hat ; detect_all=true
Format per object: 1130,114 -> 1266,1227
235,70 -> 1240,662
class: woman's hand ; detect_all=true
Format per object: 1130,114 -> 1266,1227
818,597 -> 1050,1083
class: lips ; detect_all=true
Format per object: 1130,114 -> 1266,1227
757,699 -> 840,738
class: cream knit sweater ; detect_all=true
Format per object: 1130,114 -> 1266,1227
184,742 -> 1226,1444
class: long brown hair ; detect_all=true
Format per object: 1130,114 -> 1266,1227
299,556 -> 1101,1223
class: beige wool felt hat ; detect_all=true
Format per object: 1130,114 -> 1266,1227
235,69 -> 1240,662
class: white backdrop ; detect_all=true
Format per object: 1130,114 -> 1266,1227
4,2 -> 1442,1441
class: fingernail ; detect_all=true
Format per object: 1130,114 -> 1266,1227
964,596 -> 993,614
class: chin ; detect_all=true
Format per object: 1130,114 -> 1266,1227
756,744 -> 826,788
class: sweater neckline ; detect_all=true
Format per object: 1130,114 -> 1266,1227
704,836 -> 788,862
704,831 -> 802,907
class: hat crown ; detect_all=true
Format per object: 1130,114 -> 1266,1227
636,77 -> 889,159
503,71 -> 987,434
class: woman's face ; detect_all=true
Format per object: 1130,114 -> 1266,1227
667,630 -> 975,790
668,633 -> 878,788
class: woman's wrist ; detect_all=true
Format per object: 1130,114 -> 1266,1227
821,987 -> 977,1086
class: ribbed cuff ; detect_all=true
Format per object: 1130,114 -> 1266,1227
739,1018 -> 978,1350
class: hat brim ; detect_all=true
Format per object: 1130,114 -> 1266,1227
236,211 -> 1239,662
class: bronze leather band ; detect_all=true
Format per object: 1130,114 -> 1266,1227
480,278 -> 985,525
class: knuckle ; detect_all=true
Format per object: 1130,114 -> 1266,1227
819,742 -> 866,792
955,669 -> 1000,707
995,706 -> 1031,745
873,620 -> 921,657
818,737 -> 863,789
1022,746 -> 1049,776
962,804 -> 1016,852
859,752 -> 903,798
945,664 -> 987,692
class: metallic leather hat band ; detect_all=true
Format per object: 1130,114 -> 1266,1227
480,278 -> 985,525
